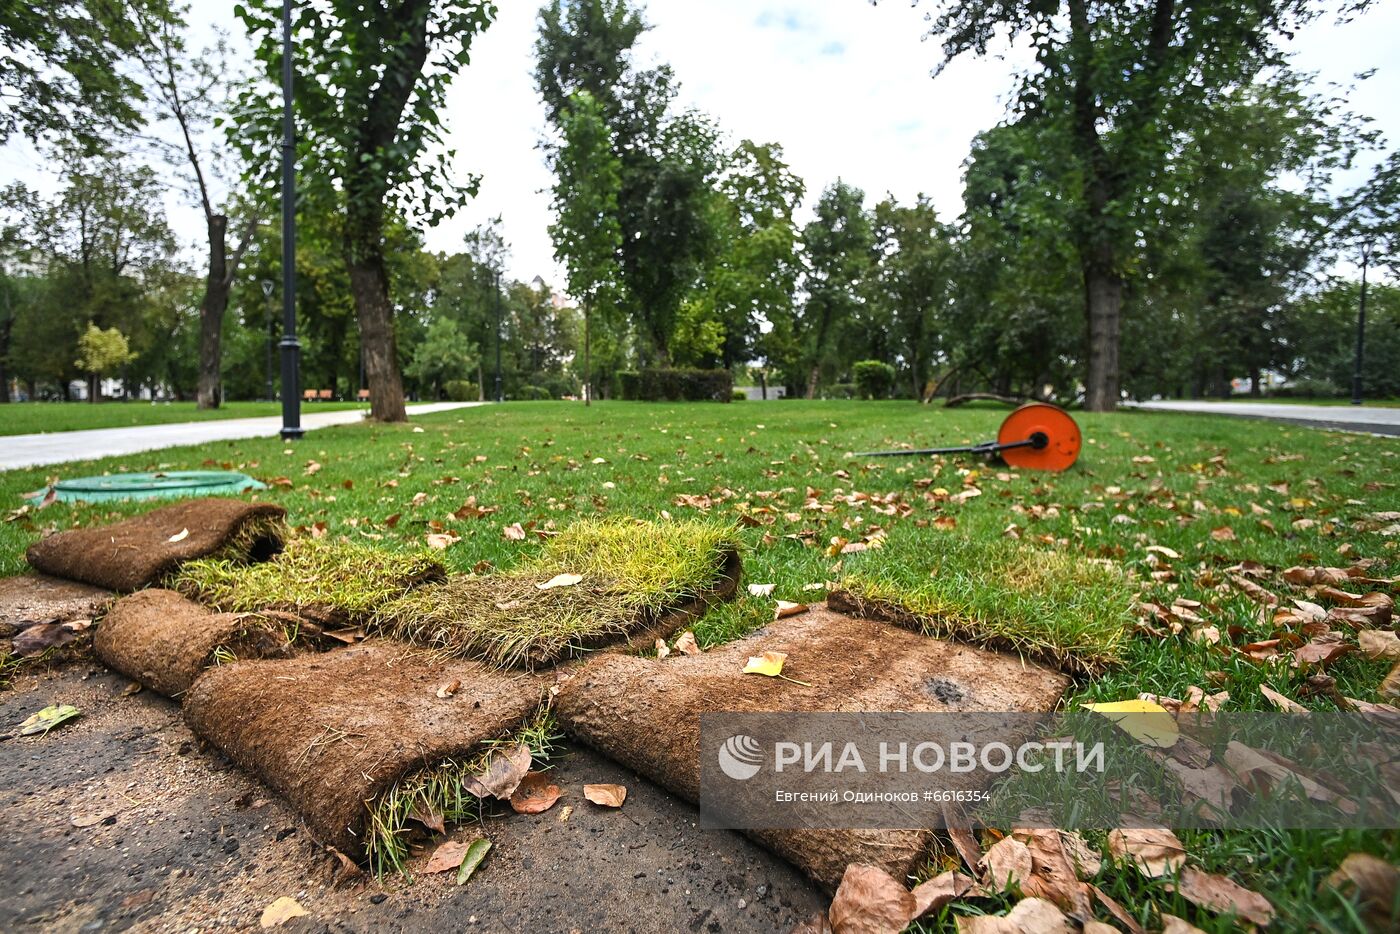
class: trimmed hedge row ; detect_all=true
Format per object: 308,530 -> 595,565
616,368 -> 733,402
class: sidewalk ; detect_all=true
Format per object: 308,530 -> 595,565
1,402 -> 484,471
1129,400 -> 1400,436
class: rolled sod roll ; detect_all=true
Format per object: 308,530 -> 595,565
94,589 -> 302,698
26,498 -> 287,592
183,643 -> 549,859
556,603 -> 1070,889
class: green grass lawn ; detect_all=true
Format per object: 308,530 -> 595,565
2,399 -> 1397,931
0,400 -> 367,435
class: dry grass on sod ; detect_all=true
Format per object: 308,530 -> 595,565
1,401 -> 1397,930
174,537 -> 446,625
376,519 -> 741,667
832,521 -> 1132,675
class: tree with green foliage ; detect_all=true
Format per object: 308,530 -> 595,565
136,7 -> 259,410
548,89 -> 622,405
75,323 -> 137,401
799,180 -> 874,398
912,0 -> 1364,410
868,196 -> 954,400
234,0 -> 497,422
407,316 -> 477,399
0,1 -> 173,151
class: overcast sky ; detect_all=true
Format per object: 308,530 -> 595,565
2,1 -> 1396,285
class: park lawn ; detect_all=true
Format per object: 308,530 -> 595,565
2,400 -> 1398,931
0,400 -> 366,436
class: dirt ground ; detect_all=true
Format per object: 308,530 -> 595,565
0,660 -> 826,933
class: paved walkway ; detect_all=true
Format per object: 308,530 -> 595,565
1130,400 -> 1400,436
1,402 -> 485,471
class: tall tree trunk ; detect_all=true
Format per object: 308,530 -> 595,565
805,365 -> 821,400
1083,263 -> 1122,411
346,255 -> 407,422
0,313 -> 12,403
196,215 -> 230,410
88,373 -> 99,403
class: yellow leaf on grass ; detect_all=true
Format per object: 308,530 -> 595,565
536,572 -> 583,590
1081,699 -> 1179,748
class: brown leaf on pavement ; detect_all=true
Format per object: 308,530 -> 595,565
828,863 -> 917,934
1321,853 -> 1399,933
583,783 -> 627,808
1107,827 -> 1187,878
954,897 -> 1074,933
911,871 -> 976,918
423,839 -> 469,874
259,896 -> 309,928
463,743 -> 532,800
509,772 -> 563,814
1168,866 -> 1275,927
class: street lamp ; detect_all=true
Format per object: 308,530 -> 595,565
261,280 -> 275,401
494,267 -> 504,403
1351,240 -> 1375,406
277,0 -> 303,440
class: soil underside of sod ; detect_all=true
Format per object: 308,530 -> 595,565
557,603 -> 1070,889
25,497 -> 288,593
0,660 -> 825,933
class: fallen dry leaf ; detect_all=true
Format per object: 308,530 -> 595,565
436,680 -> 461,699
509,772 -> 562,814
979,835 -> 1033,892
1011,827 -> 1094,917
744,650 -> 788,677
1359,629 -> 1400,661
1089,884 -> 1146,934
775,600 -> 809,619
1107,827 -> 1187,878
674,631 -> 702,656
1210,525 -> 1237,542
423,839 -> 470,874
747,582 -> 776,597
655,638 -> 670,660
1321,853 -> 1398,932
1259,683 -> 1309,714
536,572 -> 583,590
167,528 -> 190,543
1159,915 -> 1207,934
259,896 -> 308,928
954,897 -> 1073,933
910,870 -> 975,918
463,743 -> 532,800
1382,661 -> 1400,701
1169,866 -> 1275,927
425,531 -> 460,550
828,863 -> 917,934
502,522 -> 527,541
583,783 -> 627,808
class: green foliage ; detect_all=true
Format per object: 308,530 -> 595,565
407,317 -> 478,399
443,379 -> 478,402
516,385 -> 552,401
74,324 -> 136,377
795,181 -> 874,397
615,370 -> 641,400
633,367 -> 733,403
851,360 -> 896,400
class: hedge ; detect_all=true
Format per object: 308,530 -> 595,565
619,368 -> 733,402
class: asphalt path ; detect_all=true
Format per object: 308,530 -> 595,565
1129,400 -> 1400,436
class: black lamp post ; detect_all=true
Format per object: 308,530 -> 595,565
278,0 -> 303,440
494,267 -> 504,403
261,279 -> 275,401
1351,240 -> 1375,406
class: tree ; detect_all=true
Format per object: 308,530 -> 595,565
868,196 -> 954,400
0,1 -> 172,150
136,9 -> 258,409
548,90 -> 622,405
536,0 -> 722,365
75,323 -> 137,401
799,180 -> 874,398
913,0 -> 1357,410
235,0 -> 497,422
407,316 -> 477,399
